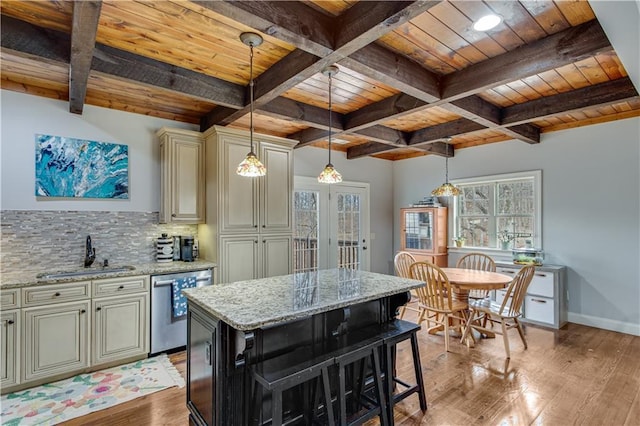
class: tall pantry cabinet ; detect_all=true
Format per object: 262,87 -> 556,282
199,126 -> 296,283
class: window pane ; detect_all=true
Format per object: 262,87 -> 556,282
460,185 -> 490,215
459,217 -> 489,247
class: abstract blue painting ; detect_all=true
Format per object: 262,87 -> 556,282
35,134 -> 129,199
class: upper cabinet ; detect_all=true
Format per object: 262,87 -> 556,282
399,207 -> 448,267
157,128 -> 205,224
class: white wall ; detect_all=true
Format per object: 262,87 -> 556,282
0,91 -> 197,211
294,147 -> 395,274
394,118 -> 640,334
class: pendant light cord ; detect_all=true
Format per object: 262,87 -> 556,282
328,72 -> 333,165
249,42 -> 255,154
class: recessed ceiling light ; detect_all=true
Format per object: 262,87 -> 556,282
473,14 -> 502,31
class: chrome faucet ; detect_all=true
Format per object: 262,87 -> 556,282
84,235 -> 96,268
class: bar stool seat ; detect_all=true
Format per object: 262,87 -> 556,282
251,346 -> 335,426
380,319 -> 427,419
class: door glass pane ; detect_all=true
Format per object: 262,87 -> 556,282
337,193 -> 361,270
293,190 -> 319,272
404,211 -> 433,250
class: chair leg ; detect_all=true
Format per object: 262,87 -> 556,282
460,310 -> 474,344
410,333 -> 427,412
371,349 -> 390,426
500,319 -> 510,359
272,389 -> 283,426
443,314 -> 450,352
321,367 -> 335,426
515,318 -> 528,349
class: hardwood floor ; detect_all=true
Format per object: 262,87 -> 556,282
60,315 -> 640,425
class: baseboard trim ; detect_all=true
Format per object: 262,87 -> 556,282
568,313 -> 640,336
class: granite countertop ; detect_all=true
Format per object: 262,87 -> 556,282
0,260 -> 217,289
183,268 -> 424,331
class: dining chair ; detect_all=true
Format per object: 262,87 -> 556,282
409,262 -> 468,352
460,265 -> 536,359
455,252 -> 496,301
394,251 -> 420,320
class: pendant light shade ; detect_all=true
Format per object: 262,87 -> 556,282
318,65 -> 342,184
431,139 -> 460,197
236,32 -> 266,177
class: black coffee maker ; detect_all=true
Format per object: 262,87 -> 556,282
181,236 -> 195,262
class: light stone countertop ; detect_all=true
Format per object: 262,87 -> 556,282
183,268 -> 424,331
0,260 -> 217,288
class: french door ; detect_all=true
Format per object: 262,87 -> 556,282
293,177 -> 370,272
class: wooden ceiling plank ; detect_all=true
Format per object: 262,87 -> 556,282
69,1 -> 102,114
502,77 -> 640,126
344,93 -> 428,131
441,19 -> 613,100
519,1 -> 571,35
594,52 -> 626,80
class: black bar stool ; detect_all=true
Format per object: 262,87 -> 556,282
381,319 -> 427,422
333,329 -> 389,426
251,346 -> 335,426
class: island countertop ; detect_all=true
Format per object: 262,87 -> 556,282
183,268 -> 424,331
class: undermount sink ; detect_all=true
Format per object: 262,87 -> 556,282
37,265 -> 136,280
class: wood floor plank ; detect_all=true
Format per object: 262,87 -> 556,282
56,318 -> 639,426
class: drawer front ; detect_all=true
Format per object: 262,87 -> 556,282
22,282 -> 91,307
528,271 -> 555,298
496,266 -> 518,277
525,295 -> 555,324
1,288 -> 20,309
93,275 -> 150,298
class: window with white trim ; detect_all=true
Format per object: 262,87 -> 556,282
451,171 -> 541,250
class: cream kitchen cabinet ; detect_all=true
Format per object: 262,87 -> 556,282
92,276 -> 150,365
1,309 -> 19,388
157,127 -> 205,224
201,126 -> 296,283
494,263 -> 567,329
219,234 -> 293,283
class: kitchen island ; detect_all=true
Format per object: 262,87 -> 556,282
183,268 -> 424,426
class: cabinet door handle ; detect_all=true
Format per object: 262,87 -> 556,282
535,273 -> 547,277
6,320 -> 14,325
205,341 -> 212,366
501,270 -> 515,274
262,225 -> 265,228
531,298 -> 547,303
118,285 -> 125,290
254,240 -> 258,244
96,307 -> 102,311
80,309 -> 86,314
172,213 -> 177,217
54,292 -> 61,296
262,240 -> 266,243
254,225 -> 258,228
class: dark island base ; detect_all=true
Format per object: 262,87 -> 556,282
186,292 -> 411,426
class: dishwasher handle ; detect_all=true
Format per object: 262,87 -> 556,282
153,275 -> 211,287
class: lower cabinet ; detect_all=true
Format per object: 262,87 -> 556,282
1,310 -> 19,388
1,275 -> 150,394
494,263 -> 566,329
23,300 -> 90,382
219,234 -> 292,283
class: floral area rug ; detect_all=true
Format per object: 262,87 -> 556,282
1,354 -> 184,425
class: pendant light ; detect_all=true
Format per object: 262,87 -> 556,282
431,138 -> 460,197
317,65 -> 342,184
236,32 -> 266,177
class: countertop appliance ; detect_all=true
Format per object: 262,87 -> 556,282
150,268 -> 213,354
181,236 -> 195,262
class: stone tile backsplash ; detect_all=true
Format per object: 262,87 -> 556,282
1,210 -> 198,274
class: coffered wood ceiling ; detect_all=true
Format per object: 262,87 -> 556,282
2,0 -> 638,161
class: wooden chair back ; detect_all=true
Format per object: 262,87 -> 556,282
456,252 -> 496,272
394,251 -> 416,279
499,265 -> 536,317
409,262 -> 453,312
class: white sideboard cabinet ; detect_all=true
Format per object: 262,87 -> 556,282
493,262 -> 567,329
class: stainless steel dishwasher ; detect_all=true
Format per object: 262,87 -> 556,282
150,268 -> 213,354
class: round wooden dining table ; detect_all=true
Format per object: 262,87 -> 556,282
441,267 -> 513,304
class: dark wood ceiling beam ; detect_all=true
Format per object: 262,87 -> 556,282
441,19 -> 613,101
444,96 -> 540,143
351,126 -> 409,145
69,1 -> 102,115
409,118 -> 486,146
192,1 -> 334,57
1,15 -> 70,62
335,1 -> 441,54
347,140 -> 450,159
345,93 -> 427,131
340,43 -> 440,103
259,97 -> 343,131
502,77 -> 640,125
